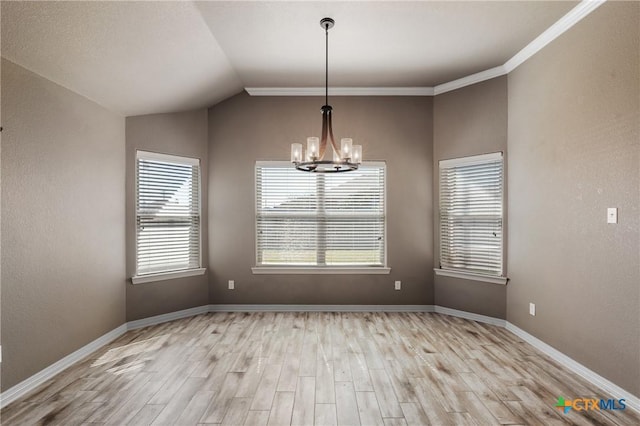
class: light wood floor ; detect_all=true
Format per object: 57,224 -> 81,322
2,312 -> 638,425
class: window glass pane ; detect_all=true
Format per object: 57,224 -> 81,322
136,152 -> 201,275
439,154 -> 503,276
256,163 -> 386,267
325,218 -> 385,265
258,217 -> 318,265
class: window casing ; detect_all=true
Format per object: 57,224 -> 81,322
135,151 -> 201,277
255,161 -> 386,268
439,152 -> 503,277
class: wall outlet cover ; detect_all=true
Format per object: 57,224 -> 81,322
529,303 -> 536,316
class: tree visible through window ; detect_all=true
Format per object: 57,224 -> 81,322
136,151 -> 201,276
439,152 -> 503,276
255,162 -> 386,267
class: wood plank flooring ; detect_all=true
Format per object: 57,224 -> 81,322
1,312 -> 638,425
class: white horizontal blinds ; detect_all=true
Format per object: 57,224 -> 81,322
136,151 -> 200,276
256,163 -> 385,266
256,166 -> 318,265
440,153 -> 503,276
322,167 -> 385,265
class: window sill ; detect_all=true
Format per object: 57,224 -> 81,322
252,266 -> 391,275
132,268 -> 206,284
434,268 -> 507,285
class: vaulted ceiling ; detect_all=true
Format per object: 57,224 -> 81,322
2,1 -> 577,116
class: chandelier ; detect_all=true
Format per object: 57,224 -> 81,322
290,18 -> 362,173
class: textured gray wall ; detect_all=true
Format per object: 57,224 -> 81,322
208,93 -> 433,305
433,76 -> 508,319
1,59 -> 126,390
125,110 -> 210,321
2,0 -> 638,400
507,2 -> 639,395
0,26 -> 3,366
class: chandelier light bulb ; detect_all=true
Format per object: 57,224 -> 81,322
307,137 -> 320,161
353,145 -> 362,164
291,143 -> 303,163
333,148 -> 341,162
340,138 -> 353,160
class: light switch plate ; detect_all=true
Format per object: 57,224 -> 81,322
529,303 -> 536,316
607,208 -> 617,224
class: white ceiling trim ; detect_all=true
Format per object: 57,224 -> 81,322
245,87 -> 435,96
503,0 -> 606,73
246,0 -> 605,98
433,66 -> 507,96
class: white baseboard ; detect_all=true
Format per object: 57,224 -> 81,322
0,324 -> 127,409
505,322 -> 639,413
208,304 -> 434,312
434,306 -> 507,327
0,305 -> 211,409
2,304 -> 638,415
126,305 -> 210,330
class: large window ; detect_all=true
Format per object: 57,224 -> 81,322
134,151 -> 202,280
255,162 -> 386,269
439,152 -> 504,277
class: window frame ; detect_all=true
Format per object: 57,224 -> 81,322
252,160 -> 390,275
435,152 -> 507,285
132,150 -> 205,284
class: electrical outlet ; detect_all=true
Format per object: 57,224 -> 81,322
228,280 -> 235,290
607,208 -> 618,224
529,303 -> 536,316
394,281 -> 401,290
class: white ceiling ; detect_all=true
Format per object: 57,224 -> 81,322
2,1 -> 577,117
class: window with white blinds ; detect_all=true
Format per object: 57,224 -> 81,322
136,151 -> 201,276
439,152 -> 503,277
256,162 -> 386,267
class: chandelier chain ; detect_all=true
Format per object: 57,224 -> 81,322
325,22 -> 329,106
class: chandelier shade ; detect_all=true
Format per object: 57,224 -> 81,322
291,18 -> 362,173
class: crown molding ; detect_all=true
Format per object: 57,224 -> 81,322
504,0 -> 606,73
246,0 -> 605,97
245,87 -> 434,96
433,65 -> 507,95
